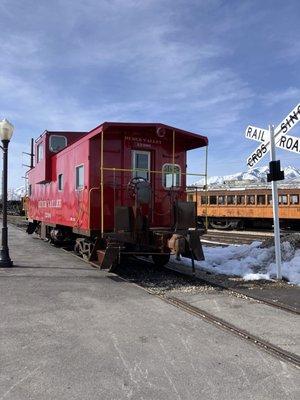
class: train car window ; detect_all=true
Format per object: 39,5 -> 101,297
237,195 -> 245,205
49,135 -> 67,153
187,193 -> 194,202
257,195 -> 266,205
267,195 -> 272,204
75,165 -> 84,190
37,143 -> 43,163
201,195 -> 208,204
209,196 -> 217,205
162,164 -> 181,188
218,195 -> 225,205
246,195 -> 255,205
290,194 -> 299,205
58,174 -> 63,191
133,150 -> 150,181
227,195 -> 236,205
278,195 -> 288,205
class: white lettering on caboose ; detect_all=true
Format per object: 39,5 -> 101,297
125,136 -> 162,145
38,199 -> 62,208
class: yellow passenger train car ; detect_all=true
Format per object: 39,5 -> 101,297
188,185 -> 300,230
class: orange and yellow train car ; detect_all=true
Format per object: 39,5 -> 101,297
188,186 -> 300,229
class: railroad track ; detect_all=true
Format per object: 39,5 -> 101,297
60,247 -> 300,368
164,260 -> 300,315
162,296 -> 300,368
62,245 -> 299,316
202,229 -> 274,245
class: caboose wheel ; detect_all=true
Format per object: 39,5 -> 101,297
152,254 -> 170,268
74,241 -> 81,255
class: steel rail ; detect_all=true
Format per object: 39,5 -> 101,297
62,242 -> 299,316
164,262 -> 300,316
162,296 -> 300,368
59,246 -> 300,366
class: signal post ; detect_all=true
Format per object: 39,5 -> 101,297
245,103 -> 300,280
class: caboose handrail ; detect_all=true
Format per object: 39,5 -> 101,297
99,128 -> 208,235
101,166 -> 206,176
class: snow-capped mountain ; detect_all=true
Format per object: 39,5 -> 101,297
193,166 -> 300,187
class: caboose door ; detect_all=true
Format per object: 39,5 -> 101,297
131,149 -> 154,224
132,150 -> 151,181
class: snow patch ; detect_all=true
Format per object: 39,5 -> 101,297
175,240 -> 300,286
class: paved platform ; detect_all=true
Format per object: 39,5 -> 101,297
172,289 -> 300,356
0,224 -> 300,400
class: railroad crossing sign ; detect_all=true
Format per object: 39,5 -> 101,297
245,126 -> 300,155
246,103 -> 300,168
245,126 -> 269,143
244,102 -> 300,281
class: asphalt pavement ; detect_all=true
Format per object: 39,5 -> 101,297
0,224 -> 299,400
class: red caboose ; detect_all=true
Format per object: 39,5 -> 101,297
27,122 -> 208,269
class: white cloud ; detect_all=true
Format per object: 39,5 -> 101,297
261,87 -> 300,107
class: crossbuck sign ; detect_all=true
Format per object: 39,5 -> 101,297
244,102 -> 300,281
246,103 -> 300,168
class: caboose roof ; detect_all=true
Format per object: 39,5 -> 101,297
35,130 -> 87,142
35,122 -> 208,153
90,122 -> 208,150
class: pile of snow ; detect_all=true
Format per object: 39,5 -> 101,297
176,240 -> 300,286
193,165 -> 300,187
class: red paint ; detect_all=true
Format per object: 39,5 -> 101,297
27,123 -> 208,233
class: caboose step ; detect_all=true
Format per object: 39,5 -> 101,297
97,246 -> 120,270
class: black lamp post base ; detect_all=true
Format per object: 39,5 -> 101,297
0,249 -> 13,267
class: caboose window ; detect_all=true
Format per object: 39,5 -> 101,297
58,174 -> 63,191
75,165 -> 84,190
37,143 -> 43,163
49,135 -> 67,153
132,151 -> 150,181
162,164 -> 181,188
290,194 -> 299,205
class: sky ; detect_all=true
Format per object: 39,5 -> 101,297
1,0 -> 300,189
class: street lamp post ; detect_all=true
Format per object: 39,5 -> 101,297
0,119 -> 14,267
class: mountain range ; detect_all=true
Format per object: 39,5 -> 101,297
193,165 -> 300,187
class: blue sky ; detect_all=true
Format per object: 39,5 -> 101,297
1,0 -> 300,188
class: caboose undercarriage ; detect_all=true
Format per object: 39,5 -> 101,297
28,199 -> 204,271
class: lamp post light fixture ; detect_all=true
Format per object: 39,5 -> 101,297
0,119 -> 14,267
